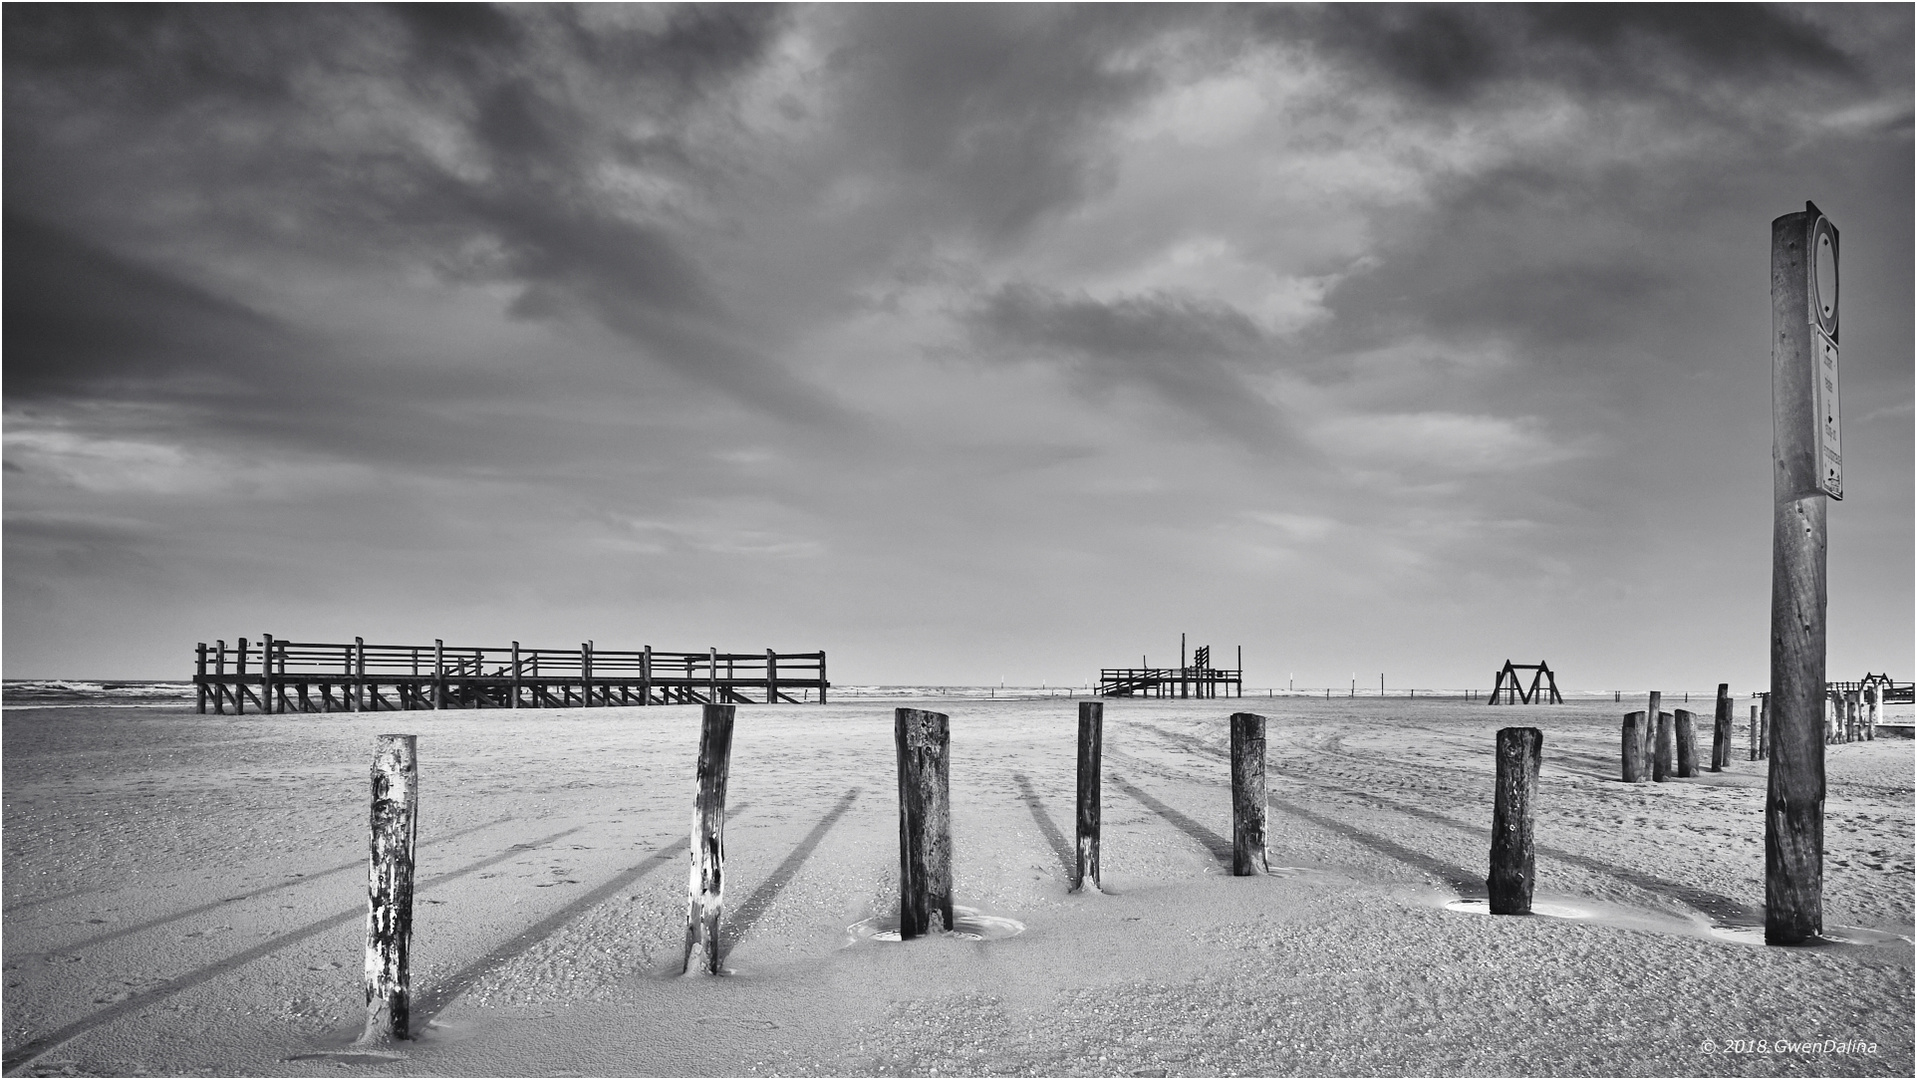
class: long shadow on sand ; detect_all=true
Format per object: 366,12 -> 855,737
0,826 -> 588,1076
1009,773 -> 1074,879
721,788 -> 861,956
40,814 -> 518,955
1264,794 -> 1488,900
1108,775 -> 1233,865
1133,720 -> 1762,925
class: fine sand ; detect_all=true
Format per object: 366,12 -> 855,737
3,697 -> 1911,1077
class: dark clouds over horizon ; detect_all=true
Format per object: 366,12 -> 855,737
6,3 -> 1911,687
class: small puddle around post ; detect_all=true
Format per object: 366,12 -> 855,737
847,906 -> 1024,944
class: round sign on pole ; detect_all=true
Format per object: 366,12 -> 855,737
1811,214 -> 1838,342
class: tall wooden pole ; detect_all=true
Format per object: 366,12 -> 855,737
1488,727 -> 1541,915
683,703 -> 735,975
510,641 -> 521,709
433,639 -> 444,710
1712,684 -> 1732,771
360,734 -> 417,1042
1643,691 -> 1661,776
1229,712 -> 1268,875
1768,203 -> 1836,945
236,637 -> 249,715
895,708 -> 953,937
196,643 -> 208,714
1074,701 -> 1102,893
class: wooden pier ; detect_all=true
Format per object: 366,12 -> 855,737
193,637 -> 828,714
1098,642 -> 1242,699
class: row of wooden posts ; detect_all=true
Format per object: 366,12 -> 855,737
1741,683 -> 1885,762
1620,682 -> 1886,780
354,705 -> 1549,1040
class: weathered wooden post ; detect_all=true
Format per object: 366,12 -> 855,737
1846,690 -> 1860,742
236,637 -> 249,715
360,734 -> 417,1042
214,640 -> 227,714
1675,709 -> 1698,777
641,645 -> 652,706
1643,691 -> 1661,774
1749,704 -> 1761,760
582,641 -> 594,707
766,649 -> 778,704
818,652 -> 828,704
683,703 -> 735,975
1621,712 -> 1647,782
1712,684 -> 1732,771
1074,700 -> 1102,893
509,641 -> 521,709
708,647 -> 719,704
1229,712 -> 1269,876
196,643 -> 208,714
1767,202 -> 1839,945
263,633 -> 278,714
353,637 -> 367,712
1866,682 -> 1879,740
1488,727 -> 1542,915
1653,712 -> 1675,781
433,639 -> 444,710
895,708 -> 953,937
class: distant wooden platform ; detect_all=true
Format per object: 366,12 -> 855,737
193,637 -> 827,714
1097,665 -> 1242,699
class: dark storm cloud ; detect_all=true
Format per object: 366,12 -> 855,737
2,3 -> 847,425
965,284 -> 1288,448
3,213 -> 302,397
1256,3 -> 1856,103
824,4 -> 1180,243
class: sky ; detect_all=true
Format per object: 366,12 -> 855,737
4,3 -> 1911,691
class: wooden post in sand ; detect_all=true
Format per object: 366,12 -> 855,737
1488,727 -> 1541,915
1758,694 -> 1772,759
1643,691 -> 1661,775
196,643 -> 208,714
1074,701 -> 1102,892
361,734 -> 417,1042
352,637 -> 366,712
895,708 -> 953,937
1767,203 -> 1838,945
1622,712 -> 1647,782
236,637 -> 249,715
1712,684 -> 1732,771
1675,710 -> 1698,777
683,703 -> 735,975
1229,712 -> 1269,875
1653,712 -> 1675,781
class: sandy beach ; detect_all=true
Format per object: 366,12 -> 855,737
3,696 -> 1911,1077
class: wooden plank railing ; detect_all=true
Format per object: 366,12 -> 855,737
193,637 -> 828,714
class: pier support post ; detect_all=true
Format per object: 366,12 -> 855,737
236,638 -> 249,715
1712,684 -> 1732,771
895,708 -> 952,938
215,640 -> 227,714
1488,727 -> 1542,915
683,703 -> 735,975
263,634 -> 277,714
1622,712 -> 1647,782
1229,712 -> 1269,876
1074,701 -> 1102,893
360,734 -> 417,1042
196,643 -> 208,714
1653,712 -> 1675,781
433,640 -> 444,710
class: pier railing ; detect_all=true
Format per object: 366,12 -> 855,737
193,637 -> 828,714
